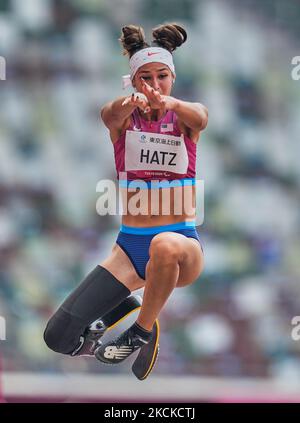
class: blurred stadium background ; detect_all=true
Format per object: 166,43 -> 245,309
1,0 -> 300,403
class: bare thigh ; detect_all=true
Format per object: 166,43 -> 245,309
100,243 -> 146,292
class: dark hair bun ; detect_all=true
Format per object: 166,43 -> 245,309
119,25 -> 149,58
152,23 -> 187,52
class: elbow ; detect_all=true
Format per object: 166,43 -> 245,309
190,104 -> 208,132
100,100 -> 114,119
100,105 -> 107,121
100,104 -> 112,127
198,104 -> 208,131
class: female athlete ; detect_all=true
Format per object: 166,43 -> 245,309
44,22 -> 208,380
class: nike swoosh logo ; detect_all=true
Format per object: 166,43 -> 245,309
148,52 -> 159,56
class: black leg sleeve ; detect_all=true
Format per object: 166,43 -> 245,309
43,265 -> 130,354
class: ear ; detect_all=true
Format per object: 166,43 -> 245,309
131,76 -> 135,89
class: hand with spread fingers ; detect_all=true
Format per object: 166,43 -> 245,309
122,92 -> 151,113
140,78 -> 178,111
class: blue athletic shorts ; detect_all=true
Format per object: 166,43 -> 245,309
116,221 -> 202,280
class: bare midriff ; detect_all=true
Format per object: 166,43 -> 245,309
120,185 -> 196,227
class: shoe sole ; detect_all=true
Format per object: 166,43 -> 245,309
131,319 -> 160,380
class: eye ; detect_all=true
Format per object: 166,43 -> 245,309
141,76 -> 151,80
159,74 -> 168,79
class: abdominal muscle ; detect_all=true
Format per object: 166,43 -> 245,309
120,185 -> 196,227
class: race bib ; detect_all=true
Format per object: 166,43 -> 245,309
124,130 -> 188,174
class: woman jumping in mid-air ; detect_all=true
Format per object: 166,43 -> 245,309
44,22 -> 208,380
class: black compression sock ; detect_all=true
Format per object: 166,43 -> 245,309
131,322 -> 153,342
60,265 -> 130,324
44,265 -> 131,355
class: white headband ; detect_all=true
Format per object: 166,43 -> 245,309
122,47 -> 176,89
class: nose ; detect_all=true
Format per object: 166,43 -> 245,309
151,78 -> 160,91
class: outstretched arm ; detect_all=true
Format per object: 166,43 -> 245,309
101,94 -> 150,130
140,78 -> 208,132
169,99 -> 208,132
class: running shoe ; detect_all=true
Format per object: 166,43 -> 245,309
95,322 -> 152,364
71,295 -> 141,357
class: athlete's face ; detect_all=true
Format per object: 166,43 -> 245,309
133,62 -> 174,96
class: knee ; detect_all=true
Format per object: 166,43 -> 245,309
43,316 -> 62,354
44,308 -> 85,355
149,234 -> 182,264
